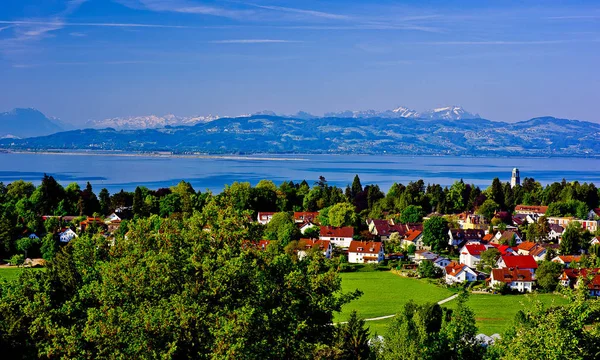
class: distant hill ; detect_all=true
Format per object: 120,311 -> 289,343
2,113 -> 599,156
0,108 -> 64,138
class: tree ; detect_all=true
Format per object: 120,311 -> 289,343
535,261 -> 564,292
328,203 -> 358,228
479,248 -> 501,271
422,216 -> 449,252
351,175 -> 363,200
488,177 -> 505,209
303,226 -> 320,239
98,188 -> 111,215
560,221 -> 583,255
400,205 -> 424,224
132,186 -> 147,217
40,233 -> 58,261
264,212 -> 300,246
442,292 -> 484,359
336,311 -> 371,360
476,199 -> 499,221
417,260 -> 442,278
15,237 -> 38,258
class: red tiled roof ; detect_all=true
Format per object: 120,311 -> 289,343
463,244 -> 487,256
445,262 -> 467,276
320,226 -> 354,238
515,205 -> 548,214
257,212 -> 276,220
294,212 -> 320,223
348,241 -> 382,254
501,255 -> 538,269
518,241 -> 537,252
492,267 -> 533,283
483,234 -> 494,242
405,230 -> 422,242
300,239 -> 331,251
554,255 -> 582,264
529,245 -> 546,257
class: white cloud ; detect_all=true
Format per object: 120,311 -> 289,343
114,0 -> 253,19
0,20 -> 190,29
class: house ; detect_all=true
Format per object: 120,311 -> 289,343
79,217 -> 106,232
490,268 -> 535,292
496,255 -> 538,275
401,230 -> 425,250
557,268 -> 600,287
490,243 -> 516,256
529,245 -> 547,261
552,255 -> 582,267
463,213 -> 488,230
107,220 -> 121,233
448,229 -> 485,247
445,262 -> 478,284
59,228 -> 78,243
583,274 -> 600,297
319,226 -> 354,248
514,205 -> 548,216
547,216 -> 599,233
433,257 -> 452,269
106,213 -> 122,222
368,219 -> 403,241
493,230 -> 523,245
459,243 -> 488,268
548,224 -> 564,241
294,212 -> 320,224
347,241 -> 385,264
257,212 -> 276,225
297,239 -> 332,259
588,208 -> 600,220
299,221 -> 317,235
591,236 -> 600,247
413,250 -> 439,263
517,241 -> 537,255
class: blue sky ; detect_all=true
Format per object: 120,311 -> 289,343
1,0 -> 599,124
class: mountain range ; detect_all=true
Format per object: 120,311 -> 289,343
1,107 -> 599,156
0,108 -> 65,138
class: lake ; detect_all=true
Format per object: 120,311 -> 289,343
0,152 -> 599,193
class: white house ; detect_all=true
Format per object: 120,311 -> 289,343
297,239 -> 332,259
514,205 -> 548,217
106,213 -> 122,222
496,255 -> 538,275
459,244 -> 488,268
551,255 -> 582,267
588,208 -> 600,220
299,222 -> 317,235
548,224 -> 564,241
413,250 -> 439,263
257,212 -> 276,225
433,257 -> 452,269
401,230 -> 425,250
319,226 -> 354,248
494,230 -> 523,245
59,228 -> 78,243
445,262 -> 478,284
348,241 -> 384,264
490,268 -> 534,292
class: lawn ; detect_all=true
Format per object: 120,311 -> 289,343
336,271 -> 571,337
444,293 -> 570,335
335,271 -> 454,323
0,267 -> 44,282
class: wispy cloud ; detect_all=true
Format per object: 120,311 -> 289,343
547,15 -> 600,20
0,20 -> 191,29
244,3 -> 350,20
210,39 -> 301,44
408,39 -> 596,45
69,32 -> 86,37
12,59 -> 196,68
114,0 -> 253,19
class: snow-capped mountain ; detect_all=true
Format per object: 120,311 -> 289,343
420,106 -> 480,120
85,114 -> 220,130
324,105 -> 480,120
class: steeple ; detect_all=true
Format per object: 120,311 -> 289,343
511,168 -> 520,188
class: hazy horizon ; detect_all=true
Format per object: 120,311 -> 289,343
1,0 -> 599,124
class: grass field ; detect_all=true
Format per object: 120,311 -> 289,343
444,293 -> 570,335
0,267 -> 44,282
336,271 -> 571,336
335,271 -> 454,322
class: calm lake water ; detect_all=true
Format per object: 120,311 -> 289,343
0,152 -> 599,193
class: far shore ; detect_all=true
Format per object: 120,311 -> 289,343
2,150 -> 309,162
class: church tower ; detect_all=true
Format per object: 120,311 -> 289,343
511,168 -> 520,188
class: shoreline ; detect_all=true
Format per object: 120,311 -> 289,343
3,150 -> 310,162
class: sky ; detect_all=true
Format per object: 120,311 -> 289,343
0,0 -> 599,125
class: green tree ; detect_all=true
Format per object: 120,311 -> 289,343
422,216 -> 449,252
400,205 -> 424,224
476,199 -> 499,221
535,261 -> 564,292
15,237 -> 38,258
417,260 -> 442,278
98,188 -> 111,215
40,233 -> 58,261
479,248 -> 501,271
264,212 -> 300,245
336,311 -> 371,360
560,221 -> 583,255
328,202 -> 358,228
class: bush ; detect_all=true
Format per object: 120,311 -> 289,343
9,254 -> 25,267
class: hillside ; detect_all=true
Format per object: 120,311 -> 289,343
1,114 -> 599,156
